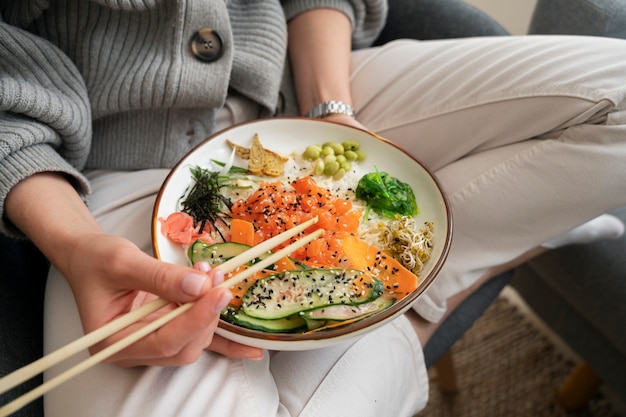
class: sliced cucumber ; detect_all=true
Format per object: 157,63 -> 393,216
188,241 -> 305,271
301,296 -> 394,321
302,317 -> 327,331
222,310 -> 306,333
242,268 -> 383,320
188,241 -> 271,266
189,241 -> 249,265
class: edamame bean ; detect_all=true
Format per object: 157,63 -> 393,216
302,145 -> 322,160
323,160 -> 340,176
323,154 -> 336,165
333,168 -> 346,180
321,146 -> 335,157
342,141 -> 359,151
343,150 -> 358,161
322,142 -> 344,155
304,139 -> 365,179
314,160 -> 325,175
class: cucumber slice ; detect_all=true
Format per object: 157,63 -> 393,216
188,241 -> 269,266
301,296 -> 394,321
242,268 -> 383,320
222,310 -> 306,333
188,241 -> 250,265
302,317 -> 327,331
188,241 -> 305,270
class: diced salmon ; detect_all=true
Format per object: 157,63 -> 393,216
231,176 -> 361,266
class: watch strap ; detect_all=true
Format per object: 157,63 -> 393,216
305,100 -> 356,119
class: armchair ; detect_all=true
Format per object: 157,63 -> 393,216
510,0 -> 626,408
381,0 -> 626,409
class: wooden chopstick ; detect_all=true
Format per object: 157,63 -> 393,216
0,215 -> 319,398
0,215 -> 318,397
0,302 -> 195,417
217,230 -> 323,289
0,298 -> 168,397
0,217 -> 321,416
212,215 -> 319,274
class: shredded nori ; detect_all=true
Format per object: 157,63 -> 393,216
180,166 -> 233,241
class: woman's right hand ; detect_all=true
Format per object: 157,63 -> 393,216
5,172 -> 264,367
66,232 -> 264,367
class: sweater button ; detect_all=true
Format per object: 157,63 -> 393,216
190,28 -> 224,62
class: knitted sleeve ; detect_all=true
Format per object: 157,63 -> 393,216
0,21 -> 91,237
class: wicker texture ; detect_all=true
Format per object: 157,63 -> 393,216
416,297 -> 624,417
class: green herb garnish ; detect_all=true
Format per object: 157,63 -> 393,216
355,168 -> 418,218
211,159 -> 249,174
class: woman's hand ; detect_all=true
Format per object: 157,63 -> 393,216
65,234 -> 263,367
5,173 -> 263,367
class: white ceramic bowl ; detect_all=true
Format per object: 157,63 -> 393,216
152,117 -> 452,350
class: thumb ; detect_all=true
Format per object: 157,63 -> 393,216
123,253 -> 225,303
181,261 -> 226,296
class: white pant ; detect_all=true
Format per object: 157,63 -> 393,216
350,35 -> 626,321
45,35 -> 626,416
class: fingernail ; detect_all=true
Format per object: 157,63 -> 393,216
211,269 -> 225,286
213,290 -> 232,314
194,261 -> 211,273
181,273 -> 206,296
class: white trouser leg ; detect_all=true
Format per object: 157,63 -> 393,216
349,36 -> 626,321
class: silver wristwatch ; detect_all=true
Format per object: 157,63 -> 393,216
305,100 -> 356,119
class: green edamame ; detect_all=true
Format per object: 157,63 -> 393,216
341,141 -> 360,151
321,146 -> 335,157
322,142 -> 344,155
314,160 -> 325,175
303,145 -> 322,160
301,139 -> 366,180
343,150 -> 358,161
323,161 -> 340,176
333,168 -> 346,180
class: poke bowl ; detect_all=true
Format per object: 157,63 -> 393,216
152,117 -> 452,351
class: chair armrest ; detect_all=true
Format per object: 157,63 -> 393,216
529,0 -> 626,39
374,0 -> 508,46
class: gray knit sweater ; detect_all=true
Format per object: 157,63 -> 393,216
0,0 -> 386,236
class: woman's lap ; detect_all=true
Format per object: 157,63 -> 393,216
351,35 -> 626,321
43,170 -> 427,417
353,36 -> 626,167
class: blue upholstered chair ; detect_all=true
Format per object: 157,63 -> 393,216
383,0 -> 626,409
510,0 -> 626,408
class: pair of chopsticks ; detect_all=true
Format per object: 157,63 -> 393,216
0,217 -> 322,416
